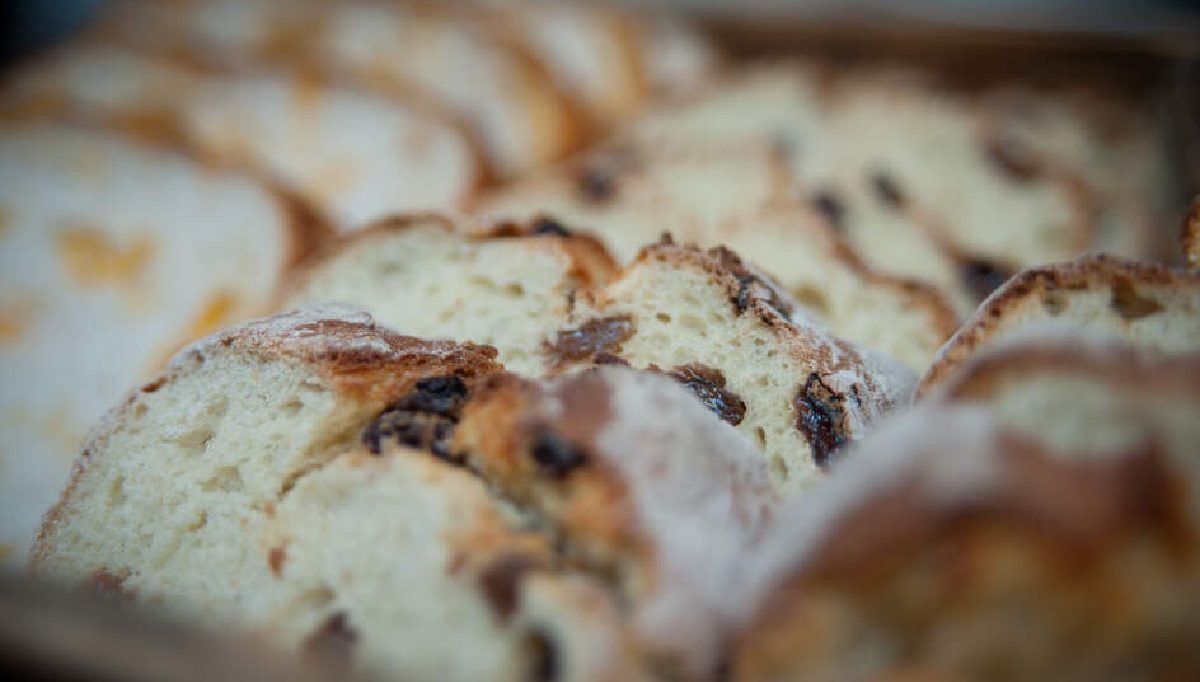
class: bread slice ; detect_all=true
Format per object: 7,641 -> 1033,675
932,330 -> 1200,465
555,241 -> 915,491
918,253 -> 1200,397
477,143 -> 960,372
285,217 -> 915,490
980,86 -> 1172,260
0,122 -> 310,568
731,404 -> 1200,681
625,62 -> 1095,303
1,43 -> 481,230
98,0 -> 580,179
283,214 -> 617,376
494,2 -> 645,128
453,366 -> 776,678
30,308 -> 636,680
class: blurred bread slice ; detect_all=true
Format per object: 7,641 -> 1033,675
980,86 -> 1173,260
99,0 -> 580,179
932,330 -> 1200,465
731,404 -> 1200,681
626,62 -> 1095,304
0,122 -> 306,567
453,366 -> 776,677
493,2 -> 645,128
919,254 -> 1200,397
478,143 -> 960,372
1,43 -> 480,230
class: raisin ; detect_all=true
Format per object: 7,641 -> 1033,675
395,375 -> 467,416
531,217 -> 571,237
794,373 -> 849,470
668,364 -> 746,426
545,316 -> 635,365
479,555 -> 541,621
960,259 -> 1012,302
577,167 -> 616,204
525,629 -> 560,682
529,429 -> 588,478
362,376 -> 468,458
869,170 -> 905,209
1110,275 -> 1163,320
810,189 -> 845,230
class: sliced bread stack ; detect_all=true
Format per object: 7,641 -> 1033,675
619,62 -> 1109,309
285,216 -> 915,493
0,121 -> 310,568
91,0 -> 577,179
1,43 -> 482,230
32,306 -> 780,680
477,143 -> 960,372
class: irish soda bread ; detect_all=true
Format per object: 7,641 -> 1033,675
478,143 -> 960,371
731,405 -> 1200,681
34,308 -> 797,680
286,218 -> 915,491
0,122 -> 308,568
1,43 -> 480,230
919,253 -> 1200,397
30,307 -> 637,681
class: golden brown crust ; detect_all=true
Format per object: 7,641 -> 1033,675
736,435 -> 1199,680
917,253 -> 1200,399
1183,196 -> 1200,269
452,372 -> 637,555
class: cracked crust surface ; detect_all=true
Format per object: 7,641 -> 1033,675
918,253 -> 1200,398
732,405 -> 1200,681
453,366 -> 776,678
